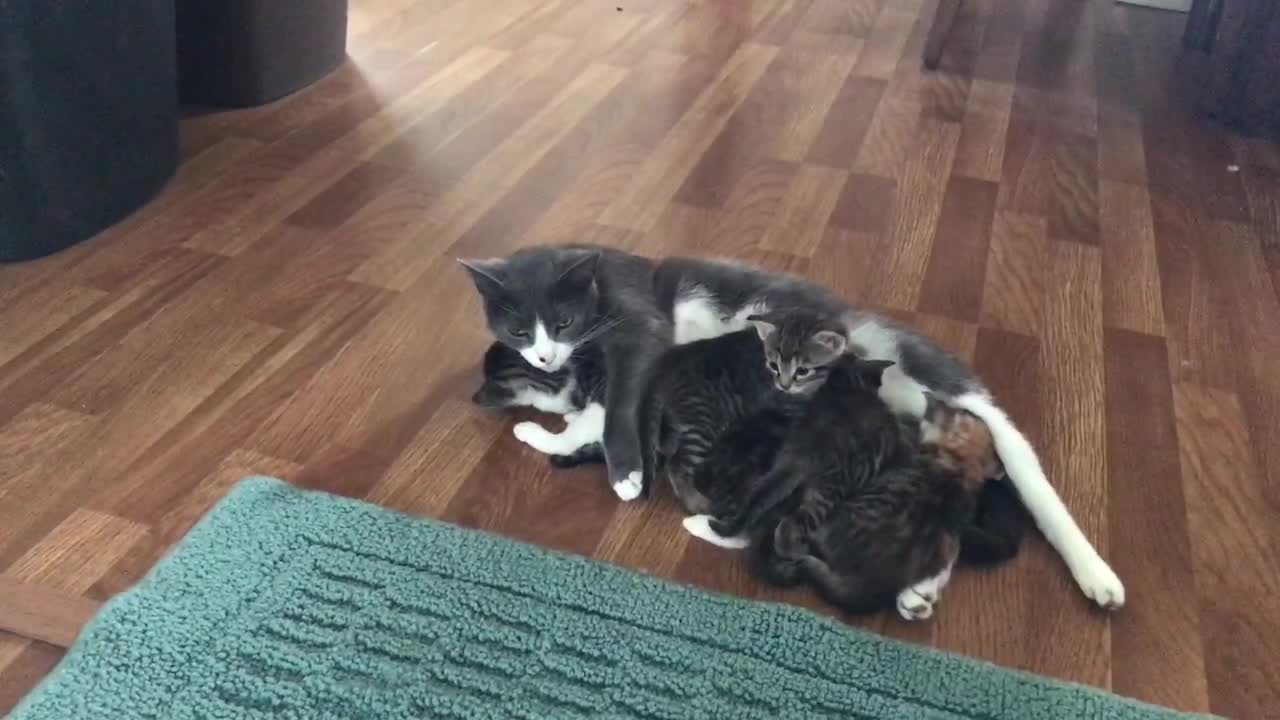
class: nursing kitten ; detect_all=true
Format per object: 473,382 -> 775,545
460,246 -> 669,500
637,309 -> 847,512
653,254 -> 1123,609
471,341 -> 606,468
690,364 -> 1022,620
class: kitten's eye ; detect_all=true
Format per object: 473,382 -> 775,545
794,366 -> 811,378
556,317 -> 573,330
511,328 -> 530,339
767,360 -> 780,374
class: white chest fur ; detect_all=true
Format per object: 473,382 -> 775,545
511,380 -> 579,415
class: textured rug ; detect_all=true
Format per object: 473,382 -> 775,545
14,476 -> 1203,720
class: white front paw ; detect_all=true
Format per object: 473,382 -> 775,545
896,588 -> 934,621
513,421 -> 550,451
1073,559 -> 1125,610
612,471 -> 643,501
682,515 -> 749,549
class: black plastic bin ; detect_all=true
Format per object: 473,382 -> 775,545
0,2 -> 179,263
176,0 -> 349,108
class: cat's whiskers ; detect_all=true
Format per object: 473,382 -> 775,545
573,315 -> 624,348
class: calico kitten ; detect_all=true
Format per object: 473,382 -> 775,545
637,309 -> 847,512
460,246 -> 670,500
689,363 -> 1024,620
471,341 -> 606,468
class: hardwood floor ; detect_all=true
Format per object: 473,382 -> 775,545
2,0 -> 1278,716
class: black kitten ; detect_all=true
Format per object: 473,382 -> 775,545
472,341 -> 606,468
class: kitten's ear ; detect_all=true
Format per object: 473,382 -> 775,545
858,359 -> 895,383
458,258 -> 507,298
471,383 -> 508,408
556,251 -> 600,290
807,330 -> 848,364
746,315 -> 778,342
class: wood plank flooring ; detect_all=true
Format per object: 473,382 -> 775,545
2,0 -> 1279,716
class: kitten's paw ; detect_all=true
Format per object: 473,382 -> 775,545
896,588 -> 934,621
612,471 -> 643,501
1073,559 -> 1125,610
682,515 -> 750,549
512,421 -> 546,449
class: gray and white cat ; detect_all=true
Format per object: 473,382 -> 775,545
459,246 -> 670,500
460,245 -> 1125,610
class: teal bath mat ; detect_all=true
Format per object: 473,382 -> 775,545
14,476 -> 1200,719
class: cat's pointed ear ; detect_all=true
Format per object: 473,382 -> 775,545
457,258 -> 507,298
858,359 -> 895,383
556,251 -> 600,290
746,314 -> 778,342
808,330 -> 848,364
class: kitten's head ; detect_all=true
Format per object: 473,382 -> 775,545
747,310 -> 854,395
471,341 -> 563,408
919,393 -> 1003,481
459,248 -> 601,373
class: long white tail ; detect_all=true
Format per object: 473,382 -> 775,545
954,392 -> 1125,609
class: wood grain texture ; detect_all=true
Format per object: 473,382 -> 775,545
1,0 -> 1278,714
1103,329 -> 1207,712
0,578 -> 101,649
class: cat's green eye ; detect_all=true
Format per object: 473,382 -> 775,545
511,328 -> 530,339
556,317 -> 573,330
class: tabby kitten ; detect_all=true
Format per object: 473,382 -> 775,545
688,361 -> 1022,620
637,309 -> 848,511
471,341 -> 606,468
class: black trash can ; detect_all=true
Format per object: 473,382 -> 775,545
0,1 -> 179,263
176,0 -> 349,108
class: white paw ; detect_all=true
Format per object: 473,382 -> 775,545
681,515 -> 749,549
512,421 -> 545,447
1073,559 -> 1125,610
612,471 -> 643,501
896,588 -> 934,621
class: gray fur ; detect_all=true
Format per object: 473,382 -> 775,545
654,255 -> 984,397
460,245 -> 670,490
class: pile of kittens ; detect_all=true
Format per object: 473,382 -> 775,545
470,303 -> 1028,622
471,303 -> 1029,622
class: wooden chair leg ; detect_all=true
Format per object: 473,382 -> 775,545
923,0 -> 962,70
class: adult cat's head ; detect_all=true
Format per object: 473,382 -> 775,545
747,310 -> 857,395
459,247 -> 601,373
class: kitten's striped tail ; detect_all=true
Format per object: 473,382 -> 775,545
952,392 -> 1125,609
798,556 -> 888,616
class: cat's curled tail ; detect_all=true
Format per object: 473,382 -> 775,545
953,392 -> 1125,608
